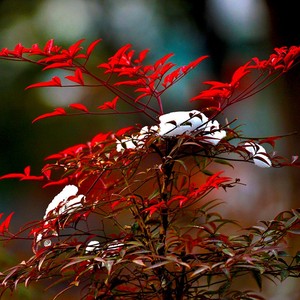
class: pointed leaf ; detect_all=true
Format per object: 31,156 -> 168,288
98,96 -> 118,110
0,172 -> 25,180
65,68 -> 84,85
0,212 -> 14,233
191,265 -> 211,277
43,177 -> 69,188
68,39 -> 85,57
32,107 -> 66,123
134,49 -> 149,64
43,39 -> 55,54
69,103 -> 89,112
154,53 -> 174,68
86,39 -> 102,58
26,76 -> 62,89
43,62 -> 72,71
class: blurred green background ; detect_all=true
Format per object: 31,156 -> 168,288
0,0 -> 299,299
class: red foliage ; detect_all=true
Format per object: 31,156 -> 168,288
0,39 -> 299,299
0,212 -> 14,233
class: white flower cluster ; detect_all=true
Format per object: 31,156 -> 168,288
85,240 -> 124,267
85,240 -> 124,255
116,110 -> 226,152
85,240 -> 101,253
36,185 -> 85,246
44,185 -> 85,219
116,125 -> 158,152
158,110 -> 226,144
243,142 -> 272,168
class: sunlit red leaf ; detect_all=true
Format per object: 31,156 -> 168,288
0,212 -> 14,233
90,132 -> 111,146
0,166 -> 43,181
230,63 -> 251,87
98,96 -> 118,110
154,53 -> 174,69
113,44 -> 132,59
116,126 -> 135,136
26,76 -> 62,89
167,195 -> 188,208
0,172 -> 25,180
43,61 -> 72,71
69,103 -> 89,112
43,177 -> 70,188
143,201 -> 166,216
11,43 -> 28,57
67,39 -> 85,57
182,55 -> 209,73
113,80 -> 142,87
134,93 -> 150,102
32,107 -> 66,123
86,39 -> 102,58
162,67 -> 181,87
202,81 -> 230,89
44,39 -> 54,54
37,54 -> 68,64
134,49 -> 149,64
65,68 -> 84,85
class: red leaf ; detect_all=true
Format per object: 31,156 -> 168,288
26,76 -> 62,89
230,62 -> 251,87
202,81 -> 230,89
98,96 -> 118,110
24,165 -> 31,176
45,143 -> 87,160
86,39 -> 102,58
0,212 -> 14,233
44,153 -> 63,160
154,53 -> 174,68
0,166 -> 30,180
162,67 -> 181,87
259,136 -> 282,148
38,54 -> 68,64
0,166 -> 44,181
21,175 -> 44,181
32,107 -> 66,123
90,132 -> 111,146
98,44 -> 133,71
67,39 -> 85,57
44,39 -> 54,54
134,49 -> 149,64
183,55 -> 209,73
43,61 -> 72,71
61,144 -> 87,155
167,195 -> 188,208
113,44 -> 132,60
43,178 -> 69,188
113,79 -> 142,87
69,103 -> 89,112
65,68 -> 84,85
0,173 -> 25,180
143,201 -> 166,216
116,126 -> 135,136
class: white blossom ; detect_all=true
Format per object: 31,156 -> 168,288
44,185 -> 85,219
158,110 -> 208,136
244,142 -> 272,168
116,125 -> 158,152
85,240 -> 101,253
158,110 -> 226,145
202,120 -> 227,145
115,110 -> 226,152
